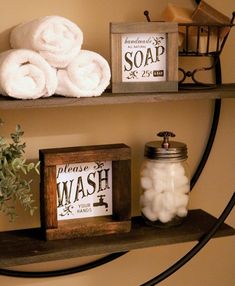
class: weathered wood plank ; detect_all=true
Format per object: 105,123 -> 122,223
0,209 -> 234,267
40,144 -> 131,166
0,84 -> 235,110
39,144 -> 132,240
111,22 -> 178,34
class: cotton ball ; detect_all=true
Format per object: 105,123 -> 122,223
176,207 -> 188,217
173,174 -> 189,188
162,163 -> 174,173
153,174 -> 175,192
152,166 -> 176,192
140,189 -> 155,207
170,163 -> 185,177
158,163 -> 182,177
152,178 -> 168,193
142,206 -> 158,221
151,192 -> 164,213
174,193 -> 189,209
151,165 -> 167,178
161,191 -> 177,212
157,164 -> 188,185
140,176 -> 153,189
163,177 -> 176,192
151,165 -> 180,193
140,167 -> 150,177
177,184 -> 190,194
145,160 -> 157,170
142,164 -> 163,179
158,209 -> 174,223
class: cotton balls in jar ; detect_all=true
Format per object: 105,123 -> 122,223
140,160 -> 190,224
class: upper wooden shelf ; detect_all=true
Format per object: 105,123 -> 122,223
0,84 -> 235,110
0,209 -> 234,267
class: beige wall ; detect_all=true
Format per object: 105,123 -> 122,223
0,0 -> 234,285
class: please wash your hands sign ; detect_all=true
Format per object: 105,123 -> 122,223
40,144 -> 131,240
56,161 -> 113,220
111,22 -> 178,93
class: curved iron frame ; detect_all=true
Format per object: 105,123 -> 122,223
1,1 -> 234,283
140,192 -> 235,286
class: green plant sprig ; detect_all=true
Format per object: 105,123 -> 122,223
0,119 -> 40,221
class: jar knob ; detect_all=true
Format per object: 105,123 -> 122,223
157,131 -> 175,149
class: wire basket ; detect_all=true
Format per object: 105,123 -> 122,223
144,10 -> 235,89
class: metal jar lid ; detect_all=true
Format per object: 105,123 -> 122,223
144,131 -> 188,160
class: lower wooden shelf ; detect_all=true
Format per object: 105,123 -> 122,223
0,209 -> 234,268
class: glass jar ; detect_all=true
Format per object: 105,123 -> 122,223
140,131 -> 190,227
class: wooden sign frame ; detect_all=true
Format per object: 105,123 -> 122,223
39,143 -> 131,240
110,22 -> 178,93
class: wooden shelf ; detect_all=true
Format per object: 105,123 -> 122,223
0,85 -> 234,271
0,209 -> 234,267
0,84 -> 235,110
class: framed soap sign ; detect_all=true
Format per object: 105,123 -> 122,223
39,144 -> 131,240
110,22 -> 178,93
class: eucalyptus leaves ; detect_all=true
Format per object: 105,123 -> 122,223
0,119 -> 39,221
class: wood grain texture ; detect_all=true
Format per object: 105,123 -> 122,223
110,32 -> 122,84
167,32 -> 178,82
0,210 -> 234,267
46,218 -> 131,240
39,144 -> 132,240
111,22 -> 178,34
112,81 -> 178,93
112,160 -> 131,220
40,166 -> 58,229
40,144 -> 131,166
110,22 -> 178,93
0,84 -> 234,109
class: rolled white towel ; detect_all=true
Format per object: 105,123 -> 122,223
0,49 -> 57,99
56,50 -> 111,97
10,16 -> 83,68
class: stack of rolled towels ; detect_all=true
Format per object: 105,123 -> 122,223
0,16 -> 111,99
